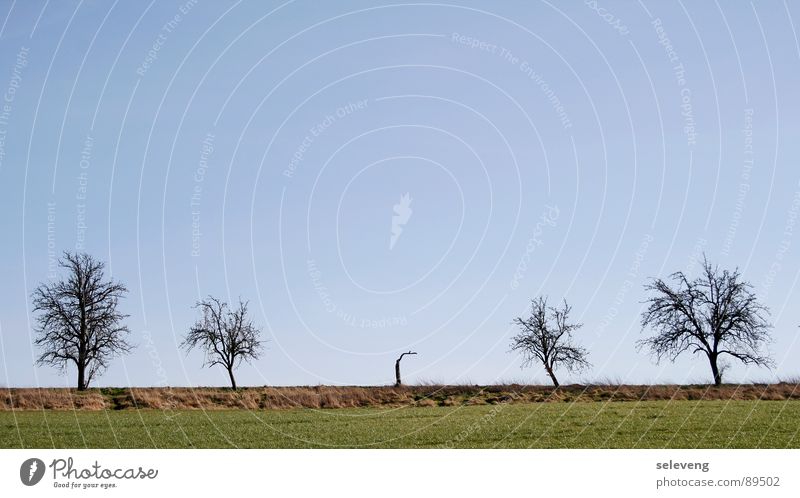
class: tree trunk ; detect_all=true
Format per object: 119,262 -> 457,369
227,367 -> 237,390
77,334 -> 87,390
545,365 -> 559,388
395,359 -> 402,387
394,351 -> 416,387
709,354 -> 722,386
77,362 -> 87,391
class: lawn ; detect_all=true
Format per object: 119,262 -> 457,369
2,400 -> 799,448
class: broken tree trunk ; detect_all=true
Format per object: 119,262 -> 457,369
394,351 -> 417,386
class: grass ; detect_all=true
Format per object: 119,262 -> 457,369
2,400 -> 799,448
4,383 -> 800,410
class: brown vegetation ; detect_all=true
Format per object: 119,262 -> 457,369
3,383 -> 800,411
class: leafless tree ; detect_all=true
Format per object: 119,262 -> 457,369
182,296 -> 264,390
394,351 -> 417,386
510,297 -> 590,387
32,252 -> 132,390
639,255 -> 773,386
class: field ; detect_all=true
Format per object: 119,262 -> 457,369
2,385 -> 800,448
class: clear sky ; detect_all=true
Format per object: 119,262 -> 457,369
1,0 -> 799,388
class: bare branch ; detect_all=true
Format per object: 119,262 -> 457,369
181,296 -> 265,389
509,297 -> 591,387
639,254 -> 773,385
31,252 -> 132,390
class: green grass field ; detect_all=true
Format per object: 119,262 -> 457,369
2,400 -> 799,448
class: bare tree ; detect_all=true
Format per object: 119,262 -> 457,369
32,252 -> 132,390
394,351 -> 417,386
182,296 -> 264,390
639,255 -> 773,386
509,297 -> 590,387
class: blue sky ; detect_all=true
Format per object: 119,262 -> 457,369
1,0 -> 799,388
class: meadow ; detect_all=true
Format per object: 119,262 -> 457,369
2,385 -> 800,448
